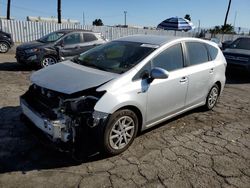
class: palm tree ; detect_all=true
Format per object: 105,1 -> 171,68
224,0 -> 232,27
57,0 -> 61,23
7,0 -> 11,20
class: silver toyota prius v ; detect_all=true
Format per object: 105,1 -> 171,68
20,35 -> 226,157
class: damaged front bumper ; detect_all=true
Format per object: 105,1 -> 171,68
20,96 -> 109,154
20,98 -> 71,142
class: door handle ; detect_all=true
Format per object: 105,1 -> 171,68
180,77 -> 187,83
209,68 -> 214,73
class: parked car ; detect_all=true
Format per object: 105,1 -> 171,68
223,37 -> 250,72
16,29 -> 107,68
0,30 -> 14,53
20,35 -> 226,157
210,38 -> 222,49
222,40 -> 233,50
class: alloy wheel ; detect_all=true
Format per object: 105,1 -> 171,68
109,116 -> 135,150
208,87 -> 218,108
0,42 -> 9,53
41,57 -> 57,67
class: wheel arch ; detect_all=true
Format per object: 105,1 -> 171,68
0,40 -> 11,47
214,81 -> 222,95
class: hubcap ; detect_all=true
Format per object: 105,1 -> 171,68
208,87 -> 218,108
0,43 -> 8,53
109,116 -> 135,150
41,57 -> 56,67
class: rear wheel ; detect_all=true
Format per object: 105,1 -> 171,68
0,42 -> 9,53
103,109 -> 138,155
40,56 -> 57,68
205,84 -> 219,110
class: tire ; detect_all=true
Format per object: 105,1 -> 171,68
40,56 -> 57,68
103,109 -> 138,155
205,84 -> 219,110
0,42 -> 10,53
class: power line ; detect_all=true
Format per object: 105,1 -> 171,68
0,1 -> 54,15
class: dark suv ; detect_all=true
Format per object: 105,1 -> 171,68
16,29 -> 107,68
0,30 -> 14,53
223,37 -> 250,72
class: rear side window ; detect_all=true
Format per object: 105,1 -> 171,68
63,33 -> 81,45
206,44 -> 218,60
84,33 -> 97,42
186,42 -> 209,65
152,43 -> 184,71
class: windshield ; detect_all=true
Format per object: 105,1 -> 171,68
229,38 -> 250,50
38,31 -> 65,43
72,41 -> 156,74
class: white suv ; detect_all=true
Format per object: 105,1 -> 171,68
20,35 -> 226,157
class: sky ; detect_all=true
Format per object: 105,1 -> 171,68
0,0 -> 250,29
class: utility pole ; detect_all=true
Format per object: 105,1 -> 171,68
198,19 -> 200,34
57,0 -> 61,23
82,11 -> 85,25
7,0 -> 11,20
233,11 -> 237,29
224,0 -> 232,27
124,11 -> 127,26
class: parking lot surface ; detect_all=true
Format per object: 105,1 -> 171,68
0,53 -> 250,188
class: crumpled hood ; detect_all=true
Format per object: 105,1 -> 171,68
31,60 -> 118,94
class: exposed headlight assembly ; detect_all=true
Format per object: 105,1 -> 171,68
62,96 -> 99,113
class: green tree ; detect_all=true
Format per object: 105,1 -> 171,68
92,19 -> 104,26
184,14 -> 191,21
224,0 -> 232,27
57,0 -> 62,23
221,24 -> 234,33
7,0 -> 11,20
209,24 -> 235,35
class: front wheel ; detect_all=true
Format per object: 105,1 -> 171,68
0,42 -> 10,53
205,84 -> 219,110
103,109 -> 138,155
40,56 -> 57,68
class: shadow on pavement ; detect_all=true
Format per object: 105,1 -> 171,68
0,106 -> 104,174
0,62 -> 34,71
226,68 -> 250,84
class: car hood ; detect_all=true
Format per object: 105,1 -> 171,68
223,48 -> 250,56
17,40 -> 50,50
31,60 -> 118,94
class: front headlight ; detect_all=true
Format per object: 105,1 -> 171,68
25,48 -> 39,53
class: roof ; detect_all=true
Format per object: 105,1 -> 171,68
56,29 -> 93,33
115,35 -> 181,46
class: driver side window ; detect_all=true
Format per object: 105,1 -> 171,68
152,43 -> 184,71
63,33 -> 81,45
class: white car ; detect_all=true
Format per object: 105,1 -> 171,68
20,35 -> 226,157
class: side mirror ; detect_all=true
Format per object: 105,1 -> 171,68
56,40 -> 64,47
150,67 -> 169,79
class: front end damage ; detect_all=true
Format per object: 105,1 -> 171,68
20,84 -> 109,158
